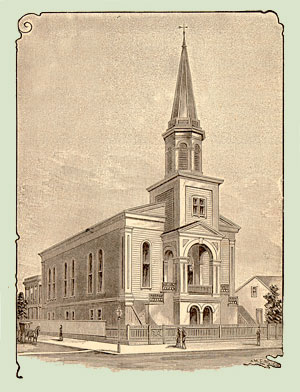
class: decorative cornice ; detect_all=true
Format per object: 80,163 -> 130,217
147,172 -> 224,192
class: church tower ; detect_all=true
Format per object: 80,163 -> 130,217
164,27 -> 205,177
147,29 -> 223,233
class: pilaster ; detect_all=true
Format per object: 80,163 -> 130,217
229,241 -> 235,296
124,228 -> 133,295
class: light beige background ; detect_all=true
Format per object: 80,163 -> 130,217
17,12 -> 282,292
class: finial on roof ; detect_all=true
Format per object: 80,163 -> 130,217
179,24 -> 188,47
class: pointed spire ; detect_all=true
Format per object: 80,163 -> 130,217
168,26 -> 200,129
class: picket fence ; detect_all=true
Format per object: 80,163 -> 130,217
106,324 -> 282,345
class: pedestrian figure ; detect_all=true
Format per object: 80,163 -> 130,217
256,325 -> 261,346
182,328 -> 187,349
59,324 -> 63,341
175,327 -> 182,348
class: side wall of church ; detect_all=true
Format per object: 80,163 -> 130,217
41,228 -> 122,320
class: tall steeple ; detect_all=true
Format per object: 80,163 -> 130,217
163,28 -> 205,177
168,25 -> 200,129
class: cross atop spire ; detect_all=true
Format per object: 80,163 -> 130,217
179,24 -> 188,47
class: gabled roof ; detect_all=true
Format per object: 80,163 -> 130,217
219,214 -> 241,233
163,220 -> 224,238
236,275 -> 282,293
125,202 -> 165,218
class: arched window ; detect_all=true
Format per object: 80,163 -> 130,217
48,269 -> 51,300
87,253 -> 93,294
178,143 -> 188,170
167,147 -> 172,173
164,250 -> 174,283
52,267 -> 56,298
97,249 -> 104,292
194,144 -> 201,171
64,262 -> 68,297
142,242 -> 151,288
71,259 -> 75,296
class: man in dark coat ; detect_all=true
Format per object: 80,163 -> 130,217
59,324 -> 63,341
182,328 -> 187,349
256,326 -> 261,346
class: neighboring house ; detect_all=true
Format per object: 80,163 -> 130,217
23,275 -> 42,319
236,276 -> 282,325
23,33 -> 242,327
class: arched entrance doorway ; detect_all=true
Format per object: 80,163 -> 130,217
203,306 -> 213,325
187,244 -> 213,286
189,305 -> 200,325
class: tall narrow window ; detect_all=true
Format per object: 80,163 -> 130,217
194,144 -> 201,171
71,259 -> 75,296
64,262 -> 68,297
34,285 -> 38,303
163,260 -> 168,283
48,269 -> 51,300
164,250 -> 174,283
178,143 -> 188,170
167,147 -> 172,173
88,253 -> 93,294
89,309 -> 94,320
142,242 -> 150,288
121,236 -> 124,289
52,267 -> 56,298
97,249 -> 103,292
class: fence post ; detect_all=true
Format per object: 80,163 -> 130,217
219,324 -> 222,339
126,324 -> 130,344
148,324 -> 151,345
162,325 -> 166,344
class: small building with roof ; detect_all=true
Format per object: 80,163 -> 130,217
23,275 -> 42,319
236,275 -> 282,325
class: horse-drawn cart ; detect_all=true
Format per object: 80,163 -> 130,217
17,321 -> 40,344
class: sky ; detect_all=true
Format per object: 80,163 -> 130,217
17,12 -> 283,291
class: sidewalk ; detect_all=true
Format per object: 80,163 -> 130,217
27,335 -> 282,356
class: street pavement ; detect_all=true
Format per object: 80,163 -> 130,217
18,334 -> 282,356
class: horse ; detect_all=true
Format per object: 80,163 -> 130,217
26,326 -> 40,344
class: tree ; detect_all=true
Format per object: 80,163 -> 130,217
263,284 -> 282,324
17,292 -> 28,320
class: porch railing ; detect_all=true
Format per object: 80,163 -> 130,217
228,296 -> 238,305
187,285 -> 213,295
162,282 -> 176,292
220,284 -> 230,294
149,293 -> 164,303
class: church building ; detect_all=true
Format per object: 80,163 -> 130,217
25,31 -> 241,327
